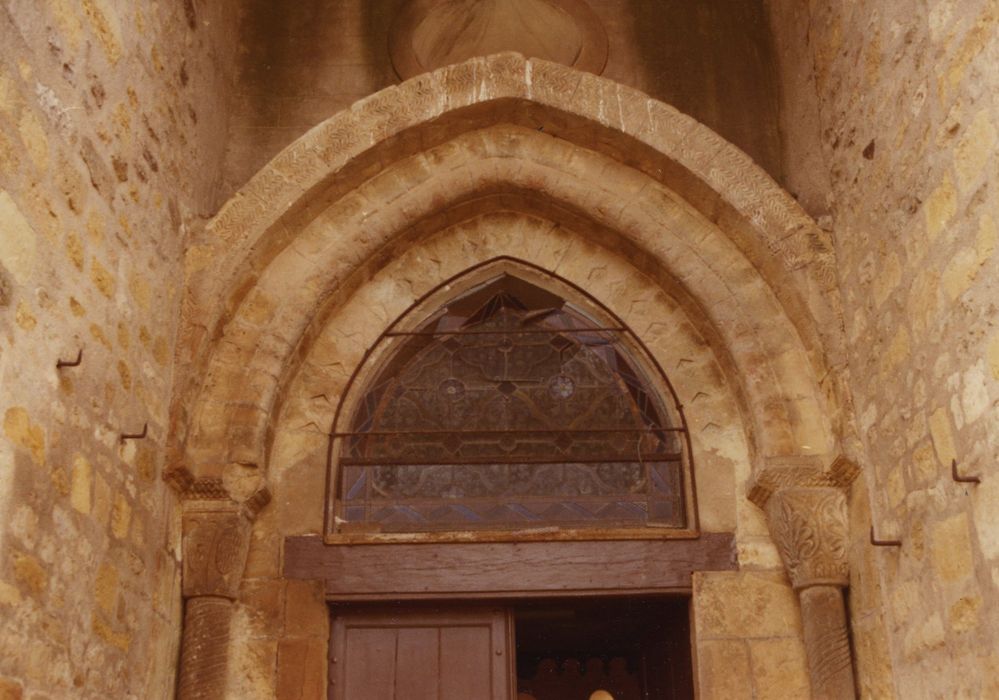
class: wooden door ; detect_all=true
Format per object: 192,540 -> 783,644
329,607 -> 514,700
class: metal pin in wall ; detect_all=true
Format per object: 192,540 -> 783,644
56,349 -> 83,369
120,422 -> 148,443
870,526 -> 901,548
951,458 -> 981,485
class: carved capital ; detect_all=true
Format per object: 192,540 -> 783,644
181,501 -> 253,600
766,487 -> 849,589
749,457 -> 859,590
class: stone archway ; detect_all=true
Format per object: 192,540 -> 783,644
170,53 -> 850,490
167,53 -> 859,699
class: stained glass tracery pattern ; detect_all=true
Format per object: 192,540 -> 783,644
333,276 -> 687,534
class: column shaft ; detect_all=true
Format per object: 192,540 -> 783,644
177,595 -> 234,700
799,585 -> 856,700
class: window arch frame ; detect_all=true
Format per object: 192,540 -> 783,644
323,257 -> 700,543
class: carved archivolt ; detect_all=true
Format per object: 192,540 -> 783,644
169,53 -> 845,494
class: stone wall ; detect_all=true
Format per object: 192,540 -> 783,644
0,1 -> 236,697
223,0 -> 782,192
768,1 -> 999,696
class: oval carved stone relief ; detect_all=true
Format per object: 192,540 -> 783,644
390,0 -> 609,79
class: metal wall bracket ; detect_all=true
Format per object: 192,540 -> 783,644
951,458 -> 981,485
56,349 -> 83,369
120,423 -> 148,443
870,526 -> 901,548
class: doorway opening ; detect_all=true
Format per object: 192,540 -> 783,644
327,596 -> 693,700
514,597 -> 693,700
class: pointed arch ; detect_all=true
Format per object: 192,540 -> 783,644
167,53 -> 848,499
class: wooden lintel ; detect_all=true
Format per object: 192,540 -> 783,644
283,533 -> 736,600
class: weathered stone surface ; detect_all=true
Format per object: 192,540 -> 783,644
693,571 -> 811,699
748,638 -> 811,700
769,0 -> 999,694
0,192 -> 38,286
177,596 -> 233,700
696,640 -> 753,700
694,571 -> 802,640
239,578 -> 283,639
0,0 -> 237,695
931,512 -> 976,584
283,580 -> 326,638
798,586 -> 855,699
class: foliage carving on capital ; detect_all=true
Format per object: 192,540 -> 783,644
766,488 -> 849,589
749,457 -> 858,590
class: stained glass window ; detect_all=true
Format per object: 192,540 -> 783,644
331,274 -> 689,535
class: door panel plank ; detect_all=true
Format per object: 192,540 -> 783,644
440,626 -> 492,700
330,608 -> 511,700
342,628 -> 396,699
396,628 -> 440,699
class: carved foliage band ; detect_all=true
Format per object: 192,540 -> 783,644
749,459 -> 857,591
